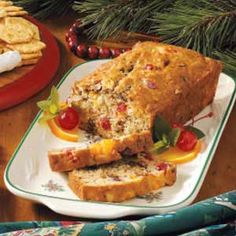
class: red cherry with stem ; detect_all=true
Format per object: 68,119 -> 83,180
57,107 -> 79,130
177,130 -> 197,152
88,46 -> 99,59
99,48 -> 111,58
100,117 -> 111,130
112,48 -> 122,57
76,44 -> 87,58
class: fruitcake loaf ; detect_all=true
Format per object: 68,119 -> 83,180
49,131 -> 153,172
69,42 -> 222,139
68,155 -> 176,202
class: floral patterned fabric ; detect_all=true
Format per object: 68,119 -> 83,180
0,191 -> 235,236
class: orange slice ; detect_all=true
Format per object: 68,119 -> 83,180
47,118 -> 79,142
156,141 -> 202,164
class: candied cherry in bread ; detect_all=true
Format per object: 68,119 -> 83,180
117,102 -> 127,112
100,117 -> 111,130
145,64 -> 156,70
176,130 -> 197,152
156,162 -> 169,171
57,107 -> 79,130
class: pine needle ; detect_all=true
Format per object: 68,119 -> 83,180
12,0 -> 73,19
73,0 -> 174,40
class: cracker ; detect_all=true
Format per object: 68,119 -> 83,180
16,17 -> 40,40
7,40 -> 46,53
0,9 -> 7,18
7,10 -> 28,16
0,17 -> 34,43
4,6 -> 23,12
21,58 -> 39,66
20,51 -> 42,60
0,1 -> 13,7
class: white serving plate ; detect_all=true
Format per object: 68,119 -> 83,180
4,60 -> 236,219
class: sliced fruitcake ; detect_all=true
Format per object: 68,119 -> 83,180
48,131 -> 153,172
68,155 -> 176,202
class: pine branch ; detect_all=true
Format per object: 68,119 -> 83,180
151,0 -> 236,56
213,49 -> 236,78
12,0 -> 74,19
73,0 -> 174,40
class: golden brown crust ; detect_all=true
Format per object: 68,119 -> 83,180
48,143 -> 121,172
48,131 -> 153,172
70,42 -> 222,138
68,162 -> 176,202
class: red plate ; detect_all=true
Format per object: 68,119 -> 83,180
0,16 -> 60,110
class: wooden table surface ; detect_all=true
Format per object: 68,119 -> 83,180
0,17 -> 235,222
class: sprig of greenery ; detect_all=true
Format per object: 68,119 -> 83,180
151,0 -> 236,54
151,116 -> 205,154
12,0 -> 73,19
73,0 -> 174,40
37,86 -> 60,124
213,49 -> 236,78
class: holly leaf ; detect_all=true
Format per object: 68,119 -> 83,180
185,125 -> 205,139
169,128 -> 181,146
153,116 -> 172,142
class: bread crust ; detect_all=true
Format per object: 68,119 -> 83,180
48,131 -> 153,172
68,162 -> 176,202
70,42 -> 222,138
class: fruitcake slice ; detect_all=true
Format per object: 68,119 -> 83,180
68,156 -> 176,202
48,131 -> 153,172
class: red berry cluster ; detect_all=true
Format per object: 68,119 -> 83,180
65,21 -> 131,59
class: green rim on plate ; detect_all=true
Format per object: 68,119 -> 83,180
4,60 -> 236,209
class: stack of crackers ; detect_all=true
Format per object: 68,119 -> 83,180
0,0 -> 46,67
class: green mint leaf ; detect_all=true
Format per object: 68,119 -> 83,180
38,113 -> 56,125
169,128 -> 181,146
185,125 -> 205,139
153,116 -> 172,142
151,140 -> 170,154
50,86 -> 59,108
153,140 -> 166,150
162,133 -> 170,146
37,100 -> 51,111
